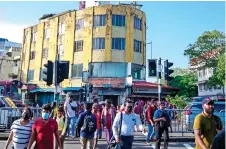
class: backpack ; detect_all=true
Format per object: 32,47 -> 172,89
70,101 -> 77,111
159,110 -> 171,128
81,112 -> 97,133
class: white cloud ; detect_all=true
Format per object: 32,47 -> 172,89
0,21 -> 29,43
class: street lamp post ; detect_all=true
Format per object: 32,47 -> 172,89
146,41 -> 152,59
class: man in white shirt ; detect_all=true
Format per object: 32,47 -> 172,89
64,92 -> 77,138
112,100 -> 146,149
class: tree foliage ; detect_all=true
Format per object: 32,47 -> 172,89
166,95 -> 190,109
184,30 -> 225,68
207,53 -> 225,88
169,74 -> 198,97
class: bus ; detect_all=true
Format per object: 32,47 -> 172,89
0,80 -> 23,100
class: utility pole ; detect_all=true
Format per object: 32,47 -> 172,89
54,54 -> 60,102
158,57 -> 162,103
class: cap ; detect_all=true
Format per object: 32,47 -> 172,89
202,98 -> 214,105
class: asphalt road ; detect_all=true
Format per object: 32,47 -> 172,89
0,139 -> 196,149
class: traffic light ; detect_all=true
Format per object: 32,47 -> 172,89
43,60 -> 53,86
164,59 -> 174,83
80,85 -> 87,101
148,59 -> 157,77
56,61 -> 69,84
89,84 -> 93,93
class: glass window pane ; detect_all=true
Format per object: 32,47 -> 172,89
122,16 -> 125,26
112,38 -> 115,49
122,38 -> 125,50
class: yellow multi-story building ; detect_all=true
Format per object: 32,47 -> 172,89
20,4 -> 146,105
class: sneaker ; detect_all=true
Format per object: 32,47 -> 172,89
146,141 -> 151,145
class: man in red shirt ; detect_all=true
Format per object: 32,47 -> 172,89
27,104 -> 62,149
146,100 -> 157,144
92,103 -> 102,149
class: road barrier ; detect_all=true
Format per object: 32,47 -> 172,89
164,109 -> 225,136
0,107 -> 41,132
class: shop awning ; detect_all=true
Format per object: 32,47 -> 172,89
133,81 -> 179,90
30,88 -> 55,93
62,87 -> 81,91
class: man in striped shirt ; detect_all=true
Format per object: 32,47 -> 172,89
4,107 -> 34,149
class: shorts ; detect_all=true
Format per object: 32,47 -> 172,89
94,129 -> 102,138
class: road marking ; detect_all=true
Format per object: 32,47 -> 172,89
183,144 -> 194,149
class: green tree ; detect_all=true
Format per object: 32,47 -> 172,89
184,30 -> 225,90
184,30 -> 225,68
169,74 -> 198,97
166,95 -> 189,109
207,54 -> 225,93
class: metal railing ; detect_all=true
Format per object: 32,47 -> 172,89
0,107 -> 42,131
164,109 -> 226,136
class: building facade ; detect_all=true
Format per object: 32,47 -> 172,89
0,47 -> 21,80
0,38 -> 21,56
21,4 -> 146,105
190,48 -> 224,97
197,67 -> 224,96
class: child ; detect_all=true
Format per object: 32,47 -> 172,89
55,106 -> 68,149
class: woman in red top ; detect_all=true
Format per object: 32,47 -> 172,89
93,103 -> 102,149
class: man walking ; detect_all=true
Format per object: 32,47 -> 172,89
64,92 -> 77,138
112,100 -> 145,149
146,100 -> 157,144
76,102 -> 97,149
153,102 -> 171,149
193,98 -> 222,149
27,104 -> 62,149
101,99 -> 116,144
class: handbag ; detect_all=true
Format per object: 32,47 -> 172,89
107,112 -> 123,149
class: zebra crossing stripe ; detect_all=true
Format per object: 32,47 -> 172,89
183,144 -> 194,149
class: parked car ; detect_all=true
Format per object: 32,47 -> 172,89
184,101 -> 225,131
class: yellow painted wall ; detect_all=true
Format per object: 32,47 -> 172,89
21,5 -> 146,88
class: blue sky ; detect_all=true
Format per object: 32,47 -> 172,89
0,1 -> 225,70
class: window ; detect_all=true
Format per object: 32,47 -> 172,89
93,38 -> 105,50
71,64 -> 83,78
30,51 -> 35,60
198,71 -> 201,77
93,15 -> 106,27
27,70 -> 34,81
134,17 -> 142,30
58,44 -> 64,56
76,19 -> 84,30
112,38 -> 125,50
134,40 -> 142,53
39,69 -> 44,80
42,48 -> 48,58
203,69 -> 206,76
199,85 -> 202,91
58,23 -> 65,35
74,40 -> 83,52
131,63 -> 146,80
31,31 -> 37,42
44,28 -> 50,39
112,15 -> 125,27
89,62 -> 126,78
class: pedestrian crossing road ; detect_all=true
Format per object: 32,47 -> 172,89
0,140 -> 196,149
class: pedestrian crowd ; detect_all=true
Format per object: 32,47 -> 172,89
3,94 -> 224,149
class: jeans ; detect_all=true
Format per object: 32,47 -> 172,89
146,123 -> 156,142
120,136 -> 134,149
67,116 -> 76,137
104,128 -> 113,144
80,137 -> 94,149
155,126 -> 169,149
